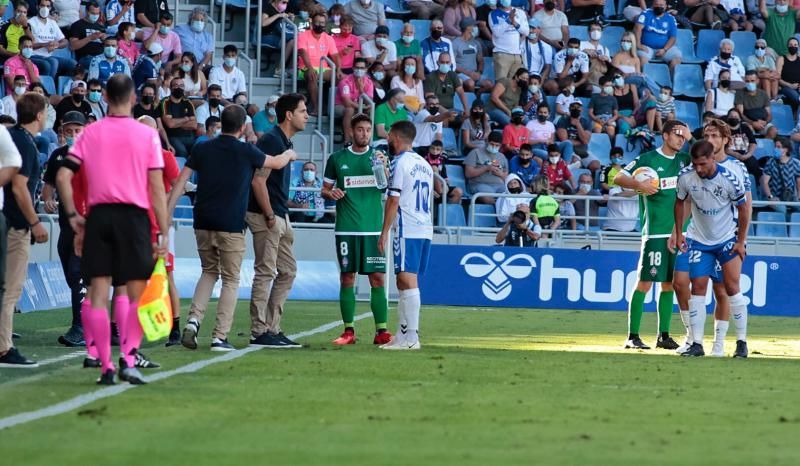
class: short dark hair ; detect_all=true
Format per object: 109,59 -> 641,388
87,78 -> 103,89
775,136 -> 791,150
276,93 -> 306,123
105,74 -> 134,105
12,74 -> 25,83
103,35 -> 117,45
662,119 -> 687,135
745,69 -> 757,77
389,120 -> 416,144
223,44 -> 238,55
160,12 -> 173,21
207,84 -> 222,95
221,104 -> 247,133
141,82 -> 157,95
690,140 -> 714,159
610,146 -> 623,157
84,1 -> 99,10
118,21 -> 135,36
430,140 -> 443,148
205,115 -> 220,131
18,35 -> 32,47
16,92 -> 46,125
488,131 -> 502,144
520,143 -> 532,152
354,57 -> 367,67
350,113 -> 371,129
599,75 -> 611,85
513,67 -> 528,79
29,81 -> 48,97
567,37 -> 580,46
546,143 -> 559,153
661,85 -> 673,92
13,0 -> 27,10
0,115 -> 16,125
312,11 -> 326,21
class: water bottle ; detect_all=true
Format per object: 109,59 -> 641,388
372,151 -> 388,190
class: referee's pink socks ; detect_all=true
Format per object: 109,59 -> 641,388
123,300 -> 143,368
85,308 -> 114,372
80,299 -> 99,360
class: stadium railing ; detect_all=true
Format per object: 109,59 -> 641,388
309,129 -> 329,171
358,93 -> 376,129
318,56 -> 337,148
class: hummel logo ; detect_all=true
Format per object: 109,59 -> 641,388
657,167 -> 665,172
341,164 -> 349,169
400,325 -> 408,334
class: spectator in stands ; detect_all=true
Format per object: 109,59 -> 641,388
762,136 -> 800,212
293,5 -> 312,34
369,61 -> 388,102
573,172 -> 600,229
179,52 -> 206,99
105,0 -> 135,36
29,82 -> 56,142
423,52 -> 469,120
327,4 -> 345,32
452,17 -> 491,93
332,16 -> 360,75
760,0 -> 800,57
407,0 -> 445,20
736,70 -> 772,134
161,76 -> 196,157
344,0 -> 386,37
522,73 -> 545,121
253,94 -> 279,137
509,143 -> 540,187
86,78 -> 106,119
555,76 -> 577,120
29,0 -> 74,79
116,23 -> 139,66
488,66 -> 528,125
413,95 -> 452,155
288,161 -> 326,223
55,80 -> 91,128
132,81 -> 172,150
705,69 -> 737,117
541,143 -> 574,189
522,18 -> 553,84
175,8 -> 213,72
395,22 -> 423,80
656,85 -> 676,130
209,44 -> 247,102
612,30 -> 659,97
4,36 -> 40,89
496,208 -> 541,247
142,12 -> 181,70
135,0 -> 170,29
684,0 -> 725,29
54,0 -> 81,31
580,22 -> 612,76
362,25 -> 398,75
599,146 -> 624,194
88,36 -> 131,86
336,57 -> 374,144
465,131 -> 508,204
692,110 -> 716,140
426,140 -> 463,204
488,0 -> 527,80
391,56 -> 425,113
722,0 -> 753,31
421,20 -> 455,75
373,88 -> 407,141
195,115 -> 220,143
496,173 -> 530,222
568,0 -> 605,23
589,76 -> 619,140
260,0 -> 294,77
132,41 -> 162,90
705,39 -> 746,91
776,37 -> 800,112
195,84 -> 224,134
0,75 -> 24,119
556,101 -> 598,171
476,0 -> 497,42
461,99 -> 491,155
444,0 -> 476,38
553,38 -> 591,97
635,0 -> 682,71
612,72 -> 643,134
0,2 -> 29,59
526,103 -> 572,160
604,185 -> 638,231
297,12 -> 341,116
501,107 -> 530,155
530,174 -> 560,236
532,0 -> 567,50
747,39 -> 778,100
726,108 -> 761,180
69,2 -> 107,69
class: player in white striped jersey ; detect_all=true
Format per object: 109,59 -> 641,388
378,121 -> 434,350
673,140 -> 751,357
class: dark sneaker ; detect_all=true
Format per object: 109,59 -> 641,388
83,357 -> 101,368
249,332 -> 287,348
58,325 -> 86,347
134,351 -> 160,369
181,320 -> 199,350
681,342 -> 705,357
0,347 -> 38,368
118,358 -> 147,384
733,340 -> 748,358
210,338 -> 235,352
624,336 -> 651,350
276,332 -> 303,348
656,335 -> 679,350
165,328 -> 181,347
110,323 -> 120,347
96,369 -> 116,385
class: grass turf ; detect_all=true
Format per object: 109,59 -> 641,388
1,301 -> 800,465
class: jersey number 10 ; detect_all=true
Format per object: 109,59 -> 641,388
413,180 -> 430,214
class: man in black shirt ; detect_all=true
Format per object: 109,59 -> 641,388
54,80 -> 93,130
160,77 -> 196,157
247,93 -> 308,348
0,92 -> 49,368
133,82 -> 172,151
136,0 -> 170,28
167,105 -> 296,351
495,209 -> 541,247
69,2 -> 107,67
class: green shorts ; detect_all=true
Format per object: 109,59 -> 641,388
637,237 -> 677,282
297,66 -> 326,80
335,235 -> 386,274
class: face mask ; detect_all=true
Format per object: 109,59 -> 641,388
728,117 -> 740,127
191,20 -> 205,32
360,0 -> 371,5
487,145 -> 500,154
312,24 -> 325,34
431,30 -> 442,40
88,90 -> 101,103
404,65 -> 416,75
544,0 -> 555,10
471,26 -> 479,37
603,86 -> 614,94
224,57 -> 237,67
519,156 -> 531,165
373,71 -> 385,81
579,183 -> 592,192
402,35 -> 413,44
394,101 -> 405,111
127,31 -> 135,41
39,7 -> 49,17
755,48 -> 766,58
512,115 -> 523,124
569,108 -> 581,118
789,46 -> 799,55
21,47 -> 32,59
73,93 -> 85,103
652,6 -> 664,15
487,0 -> 497,6
302,170 -> 316,182
529,84 -> 540,93
277,3 -> 287,12
14,85 -> 26,96
567,47 -> 578,57
88,13 -> 100,22
500,0 -> 511,6
719,79 -> 731,88
354,68 -> 367,77
208,97 -> 220,107
568,85 -> 575,94
614,77 -> 625,87
720,51 -> 731,60
611,156 -> 623,165
774,147 -> 784,158
181,63 -> 192,72
536,114 -> 547,122
333,15 -> 341,24
528,32 -> 538,40
776,3 -> 789,13
429,105 -> 439,114
214,128 -> 222,137
472,110 -> 483,119
377,38 -> 389,47
171,88 -> 184,99
268,107 -> 276,117
549,156 -> 559,164
746,82 -> 757,92
65,136 -> 75,146
508,186 -> 523,194
658,92 -> 670,102
590,30 -> 602,41
104,46 -> 117,58
299,11 -> 309,19
160,25 -> 171,34
621,41 -> 632,52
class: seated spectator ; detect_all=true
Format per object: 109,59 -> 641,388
86,78 -> 107,119
423,52 -> 468,120
496,208 -> 541,247
611,72 -> 651,134
142,12 -> 181,70
195,115 -> 220,144
573,172 -> 600,229
408,0 -> 445,21
541,144 -> 574,190
194,84 -> 223,134
395,22 -> 423,80
692,110 -> 716,140
344,0 -> 386,37
775,37 -> 800,112
336,57 -> 374,144
132,42 -> 162,90
529,174 -> 560,237
509,143 -> 540,188
55,0 -> 81,32
369,62 -> 388,102
656,85 -> 676,131
297,12 -> 341,115
589,76 -> 619,139
452,17 -> 491,93
288,161 -> 326,223
179,52 -> 206,99
413,95 -> 452,155
761,136 -> 800,212
332,15 -> 360,75
29,0 -> 75,79
69,2 -> 107,69
555,183 -> 576,230
705,39 -> 746,91
760,0 -> 800,58
555,76 -> 578,120
705,69 -> 737,117
683,0 -> 726,30
293,5 -> 312,34
362,25 -> 397,75
105,0 -> 136,36
747,39 -> 779,100
4,36 -> 40,89
556,101 -> 597,171
136,0 -> 170,29
721,0 -> 752,31
160,76 -> 196,157
461,99 -> 491,155
373,88 -> 408,142
391,56 -> 425,113
553,38 -> 592,97
421,20 -> 455,75
599,146 -> 624,194
604,185 -> 639,231
132,81 -> 171,149
425,140 -> 463,204
464,131 -> 508,204
501,107 -> 530,156
175,7 -> 214,72
326,4 -> 345,33
611,30 -> 659,97
726,108 -> 761,180
522,73 -> 545,122
55,80 -> 92,128
521,19 -> 553,88
496,173 -> 531,222
88,36 -> 131,86
444,0 -> 475,37
0,75 -> 27,120
487,66 -> 528,126
116,22 -> 140,66
526,104 -> 573,162
532,0 -> 568,50
634,0 -> 682,71
252,94 -> 279,137
208,44 -> 247,102
0,2 -> 29,59
29,81 -> 56,136
581,22 -> 613,92
260,0 -> 295,77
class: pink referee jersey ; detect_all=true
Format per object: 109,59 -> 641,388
69,115 -> 164,210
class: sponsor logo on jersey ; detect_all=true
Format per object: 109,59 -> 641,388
660,176 -> 677,190
343,175 -> 377,188
366,256 -> 387,265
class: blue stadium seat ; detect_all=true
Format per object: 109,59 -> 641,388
39,76 -> 56,96
569,25 -> 588,41
756,211 -> 787,237
480,92 -> 490,107
469,203 -> 497,227
410,19 -> 432,37
643,63 -> 671,88
770,103 -> 795,136
603,0 -> 616,18
675,100 -> 700,130
58,76 -> 70,95
174,196 -> 193,220
597,205 -> 608,229
454,92 -> 477,112
290,160 -> 304,179
588,133 -> 612,166
439,203 -> 466,227
545,95 -> 557,119
442,128 -> 458,153
616,134 -> 640,163
599,26 -> 625,57
673,64 -> 705,98
755,138 -> 775,159
481,56 -> 494,81
577,97 -> 590,119
386,18 -> 404,41
748,174 -> 759,200
697,29 -> 725,62
445,163 -> 468,195
790,212 -> 800,238
675,29 -> 703,64
730,31 -> 756,62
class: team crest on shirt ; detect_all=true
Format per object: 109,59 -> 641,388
713,186 -> 724,198
341,257 -> 349,268
650,266 -> 657,277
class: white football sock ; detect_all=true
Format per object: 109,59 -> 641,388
713,319 -> 729,345
679,309 -> 692,341
729,293 -> 748,342
403,288 -> 421,343
396,291 -> 409,339
689,296 -> 706,346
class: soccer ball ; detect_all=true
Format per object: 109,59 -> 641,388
632,166 -> 659,194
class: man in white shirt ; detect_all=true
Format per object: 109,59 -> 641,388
208,44 -> 247,102
361,25 -> 398,74
554,38 -> 591,96
29,0 -> 75,79
195,84 -> 257,141
521,18 -> 553,81
412,95 -> 451,154
704,39 -> 746,90
533,0 -> 569,50
604,186 -> 639,232
488,1 -> 528,80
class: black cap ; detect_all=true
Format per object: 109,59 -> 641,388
375,25 -> 390,35
62,111 -> 87,126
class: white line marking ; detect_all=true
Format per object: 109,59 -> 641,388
0,313 -> 369,431
35,351 -> 85,367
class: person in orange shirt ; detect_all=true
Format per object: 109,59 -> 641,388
297,11 -> 342,115
501,107 -> 530,156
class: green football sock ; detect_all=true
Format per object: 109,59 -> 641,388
628,290 -> 646,336
658,291 -> 675,333
370,286 -> 388,330
339,287 -> 356,328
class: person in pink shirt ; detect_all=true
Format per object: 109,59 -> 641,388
334,57 -> 374,144
141,12 -> 182,71
332,15 -> 361,73
116,22 -> 140,66
3,36 -> 40,89
298,11 -> 342,115
56,74 -> 169,386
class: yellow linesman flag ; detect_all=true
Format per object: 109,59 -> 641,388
138,257 -> 172,341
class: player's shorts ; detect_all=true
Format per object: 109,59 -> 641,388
393,237 -> 431,275
675,249 -> 721,283
637,237 -> 677,282
335,234 -> 386,274
83,204 -> 155,287
686,237 -> 740,280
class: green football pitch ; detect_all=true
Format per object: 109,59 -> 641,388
1,301 -> 800,465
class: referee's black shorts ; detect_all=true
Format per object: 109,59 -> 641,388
83,204 -> 154,286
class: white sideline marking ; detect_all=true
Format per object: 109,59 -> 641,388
36,351 -> 85,367
0,313 -> 370,431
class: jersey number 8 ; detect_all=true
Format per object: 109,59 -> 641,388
339,241 -> 348,257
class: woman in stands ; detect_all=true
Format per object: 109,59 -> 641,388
461,99 -> 491,156
611,72 -> 657,133
369,61 -> 388,104
776,37 -> 800,113
443,0 -> 477,39
179,52 -> 208,103
611,31 -> 658,98
390,56 -> 425,113
705,69 -> 736,117
487,67 -> 529,126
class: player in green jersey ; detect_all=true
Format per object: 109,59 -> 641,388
322,114 -> 392,345
614,120 -> 692,350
